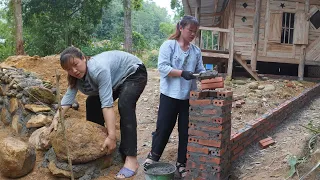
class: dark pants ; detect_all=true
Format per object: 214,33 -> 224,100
86,64 -> 147,157
150,94 -> 189,163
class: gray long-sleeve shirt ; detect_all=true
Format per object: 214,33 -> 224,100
61,50 -> 142,108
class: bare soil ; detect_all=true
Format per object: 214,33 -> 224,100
1,55 -> 318,180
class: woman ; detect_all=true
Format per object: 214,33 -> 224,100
143,15 -> 206,178
49,47 -> 147,179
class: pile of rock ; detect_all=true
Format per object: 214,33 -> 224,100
0,66 -> 114,179
0,65 -> 56,135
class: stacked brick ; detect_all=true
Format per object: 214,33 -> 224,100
186,77 -> 232,180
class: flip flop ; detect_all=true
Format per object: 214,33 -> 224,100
115,167 -> 137,179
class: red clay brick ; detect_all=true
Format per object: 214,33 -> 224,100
259,137 -> 272,144
189,137 -> 221,147
189,115 -> 231,124
201,81 -> 224,90
202,109 -> 218,115
213,99 -> 231,106
217,91 -> 233,98
189,99 -> 212,106
190,91 -> 209,99
188,129 -> 209,138
199,156 -> 221,164
187,146 -> 210,154
201,77 -> 224,84
259,138 -> 275,149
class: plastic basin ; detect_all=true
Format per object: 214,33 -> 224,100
144,162 -> 176,180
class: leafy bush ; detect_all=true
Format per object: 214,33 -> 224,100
80,40 -> 122,56
144,50 -> 158,68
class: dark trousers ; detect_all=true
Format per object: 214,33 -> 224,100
150,94 -> 189,163
86,64 -> 147,157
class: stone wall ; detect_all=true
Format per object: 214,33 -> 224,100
0,66 -> 57,135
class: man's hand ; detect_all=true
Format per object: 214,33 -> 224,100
101,136 -> 116,154
181,71 -> 196,80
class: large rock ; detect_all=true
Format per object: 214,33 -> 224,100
25,104 -> 51,112
29,126 -> 51,150
9,98 -> 19,114
11,115 -> 23,134
28,86 -> 56,104
1,108 -> 11,125
43,148 -> 113,179
50,118 -> 110,164
248,82 -> 259,89
0,137 -> 36,178
0,85 -> 4,96
27,114 -> 52,128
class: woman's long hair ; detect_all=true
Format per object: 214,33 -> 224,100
60,46 -> 85,88
169,15 -> 200,40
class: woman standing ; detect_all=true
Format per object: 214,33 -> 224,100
49,47 -> 147,179
143,15 -> 205,178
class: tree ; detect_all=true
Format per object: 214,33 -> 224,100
170,0 -> 184,21
22,0 -> 111,56
13,0 -> 24,55
0,2 -> 15,61
123,0 -> 132,53
123,0 -> 143,53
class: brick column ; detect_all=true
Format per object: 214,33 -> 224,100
186,89 -> 233,180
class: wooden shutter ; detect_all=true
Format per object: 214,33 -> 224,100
268,12 -> 282,43
293,11 -> 308,45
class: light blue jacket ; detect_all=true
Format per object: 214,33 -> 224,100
158,40 -> 206,100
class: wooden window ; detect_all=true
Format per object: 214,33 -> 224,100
281,12 -> 295,44
268,12 -> 282,43
310,10 -> 320,29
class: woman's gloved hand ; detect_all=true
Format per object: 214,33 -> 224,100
181,71 -> 196,80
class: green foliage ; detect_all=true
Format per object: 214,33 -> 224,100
171,0 -> 184,21
132,0 -> 143,10
79,40 -> 122,56
132,1 -> 171,49
132,31 -> 146,55
0,3 -> 14,61
95,0 -> 172,50
159,22 -> 175,37
144,50 -> 158,68
201,30 -> 219,50
22,0 -> 111,56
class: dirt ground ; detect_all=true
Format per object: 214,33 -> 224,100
0,55 -> 319,179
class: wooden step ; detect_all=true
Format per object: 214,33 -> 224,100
234,54 -> 261,81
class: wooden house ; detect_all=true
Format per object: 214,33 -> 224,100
182,0 -> 320,80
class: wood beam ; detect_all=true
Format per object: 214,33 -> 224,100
229,0 -> 236,28
263,0 -> 270,56
186,0 -> 192,15
199,26 -> 230,33
298,0 -> 309,80
195,0 -> 201,46
250,0 -> 262,72
227,28 -> 235,78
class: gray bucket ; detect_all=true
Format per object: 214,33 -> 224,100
144,162 -> 176,180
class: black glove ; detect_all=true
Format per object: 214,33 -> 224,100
181,71 -> 196,80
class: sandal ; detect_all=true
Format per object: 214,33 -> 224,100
142,153 -> 156,171
176,162 -> 187,178
115,167 -> 137,179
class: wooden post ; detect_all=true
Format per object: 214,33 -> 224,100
195,0 -> 201,47
250,0 -> 262,72
298,46 -> 306,80
227,28 -> 235,78
298,0 -> 309,80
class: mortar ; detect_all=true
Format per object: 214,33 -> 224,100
144,162 -> 176,180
